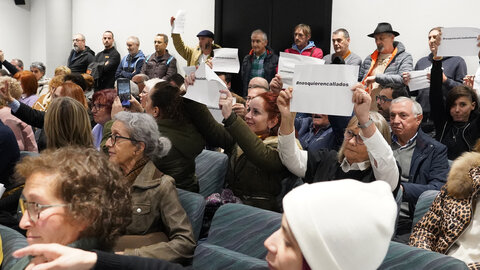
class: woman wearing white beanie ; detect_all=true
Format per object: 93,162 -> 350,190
264,179 -> 397,270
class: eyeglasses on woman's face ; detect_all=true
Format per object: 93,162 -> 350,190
344,129 -> 364,145
19,196 -> 70,223
107,134 -> 139,146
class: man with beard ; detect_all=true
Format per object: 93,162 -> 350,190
284,24 -> 323,59
67,33 -> 95,73
170,16 -> 221,67
92,31 -> 121,90
358,23 -> 412,111
376,83 -> 409,121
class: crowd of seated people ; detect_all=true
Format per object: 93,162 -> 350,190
2,17 -> 480,269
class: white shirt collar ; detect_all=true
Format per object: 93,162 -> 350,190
340,157 -> 371,173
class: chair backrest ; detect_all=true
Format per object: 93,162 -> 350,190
0,225 -> 27,270
207,203 -> 281,259
177,188 -> 206,241
413,190 -> 440,226
195,150 -> 228,198
379,241 -> 468,270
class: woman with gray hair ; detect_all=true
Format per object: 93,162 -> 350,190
105,111 -> 195,265
30,61 -> 50,96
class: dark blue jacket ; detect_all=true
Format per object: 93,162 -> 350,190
115,50 -> 146,80
295,117 -> 336,152
402,129 -> 448,209
241,47 -> 278,96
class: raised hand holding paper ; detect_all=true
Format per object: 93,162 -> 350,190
278,52 -> 325,87
407,69 -> 430,91
172,10 -> 187,34
437,27 -> 480,57
183,63 -> 227,107
291,64 -> 358,116
212,48 -> 240,73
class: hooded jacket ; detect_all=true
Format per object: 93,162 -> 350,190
284,41 -> 323,59
115,50 -> 146,80
410,151 -> 480,269
358,41 -> 413,86
241,46 -> 278,96
67,46 -> 95,73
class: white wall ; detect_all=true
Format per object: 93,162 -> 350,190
331,0 -> 480,75
3,0 -> 480,77
0,0 -> 31,70
72,0 -> 215,75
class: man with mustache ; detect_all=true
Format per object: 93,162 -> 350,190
67,33 -> 95,73
358,23 -> 413,111
284,24 -> 323,59
170,16 -> 221,67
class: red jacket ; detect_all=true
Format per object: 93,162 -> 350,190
284,41 -> 323,59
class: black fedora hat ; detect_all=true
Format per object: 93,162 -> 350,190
367,22 -> 400,38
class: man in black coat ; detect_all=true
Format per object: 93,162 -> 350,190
67,33 -> 95,73
92,31 -> 121,90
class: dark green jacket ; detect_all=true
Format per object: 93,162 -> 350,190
223,113 -> 290,212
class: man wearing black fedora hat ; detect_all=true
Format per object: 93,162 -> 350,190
358,22 -> 413,111
170,16 -> 221,67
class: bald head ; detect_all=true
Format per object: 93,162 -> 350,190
248,77 -> 269,91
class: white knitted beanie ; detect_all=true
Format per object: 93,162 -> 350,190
283,179 -> 396,270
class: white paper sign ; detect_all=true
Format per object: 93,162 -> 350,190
0,184 -> 5,198
278,52 -> 325,87
183,66 -> 196,76
291,64 -> 358,116
437,27 -> 480,57
172,10 -> 187,34
408,69 -> 430,91
212,48 -> 240,73
183,63 -> 227,108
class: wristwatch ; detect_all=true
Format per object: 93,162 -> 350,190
357,118 -> 373,129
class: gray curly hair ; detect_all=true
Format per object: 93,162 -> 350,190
113,111 -> 171,160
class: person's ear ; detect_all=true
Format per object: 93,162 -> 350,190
135,141 -> 146,156
267,116 -> 279,130
416,114 -> 423,124
153,106 -> 160,118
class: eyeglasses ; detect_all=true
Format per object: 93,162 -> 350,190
72,39 -> 84,42
376,95 -> 393,104
344,129 -> 364,145
92,103 -> 108,111
108,134 -> 139,146
19,196 -> 70,223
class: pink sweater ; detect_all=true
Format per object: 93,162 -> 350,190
0,107 -> 38,152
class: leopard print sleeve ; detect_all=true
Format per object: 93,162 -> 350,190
409,188 -> 446,252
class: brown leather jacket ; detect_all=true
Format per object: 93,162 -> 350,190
121,158 -> 196,265
409,152 -> 480,269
